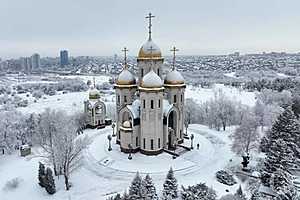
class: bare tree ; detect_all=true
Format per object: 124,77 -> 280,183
36,108 -> 90,190
230,110 -> 260,156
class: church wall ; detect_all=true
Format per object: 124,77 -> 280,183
165,87 -> 185,141
140,90 -> 164,154
115,86 -> 137,143
137,60 -> 163,84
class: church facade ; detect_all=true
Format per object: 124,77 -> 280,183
84,87 -> 106,128
114,13 -> 186,155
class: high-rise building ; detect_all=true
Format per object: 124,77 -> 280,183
31,53 -> 40,70
60,50 -> 69,66
21,57 -> 32,73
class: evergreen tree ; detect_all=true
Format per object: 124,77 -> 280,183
261,139 -> 294,187
128,172 -> 144,200
264,107 -> 300,164
162,168 -> 178,200
122,191 -> 130,200
142,174 -> 157,200
38,162 -> 46,188
45,167 -> 56,195
181,183 -> 216,200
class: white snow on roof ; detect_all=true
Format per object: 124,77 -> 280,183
89,88 -> 100,96
126,99 -> 140,119
140,39 -> 161,55
117,69 -> 136,84
163,99 -> 173,116
164,69 -> 185,83
141,70 -> 163,88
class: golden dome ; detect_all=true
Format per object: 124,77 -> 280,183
138,39 -> 162,59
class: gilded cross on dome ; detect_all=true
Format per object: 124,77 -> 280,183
146,12 -> 155,40
170,46 -> 179,70
122,47 -> 129,69
148,45 -> 156,69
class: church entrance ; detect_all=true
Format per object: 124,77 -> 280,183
167,110 -> 177,150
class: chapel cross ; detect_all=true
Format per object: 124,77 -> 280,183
122,47 -> 129,69
170,46 -> 179,70
146,12 -> 155,40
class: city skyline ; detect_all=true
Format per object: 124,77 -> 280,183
1,0 -> 300,59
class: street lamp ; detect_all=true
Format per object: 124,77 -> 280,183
128,144 -> 132,160
107,134 -> 112,151
190,134 -> 194,150
112,123 -> 116,137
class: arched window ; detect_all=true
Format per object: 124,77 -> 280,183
143,99 -> 146,109
151,100 -> 154,109
141,68 -> 144,77
174,95 -> 177,103
158,138 -> 161,148
143,138 -> 146,149
158,99 -> 161,108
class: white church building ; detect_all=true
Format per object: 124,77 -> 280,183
114,13 -> 186,155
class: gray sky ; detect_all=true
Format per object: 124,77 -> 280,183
1,0 -> 300,58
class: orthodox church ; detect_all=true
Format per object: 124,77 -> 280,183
84,85 -> 106,128
114,13 -> 186,155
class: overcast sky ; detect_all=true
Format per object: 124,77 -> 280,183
1,0 -> 300,58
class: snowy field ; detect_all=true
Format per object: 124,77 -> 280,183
0,74 -> 259,200
16,83 -> 256,116
0,125 -> 243,200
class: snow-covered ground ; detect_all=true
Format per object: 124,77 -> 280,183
185,84 -> 256,107
16,83 -> 256,116
0,125 -> 242,200
0,75 -> 258,200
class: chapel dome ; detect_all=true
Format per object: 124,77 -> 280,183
116,69 -> 136,85
89,87 -> 100,99
164,69 -> 185,85
122,120 -> 132,128
141,69 -> 163,88
138,39 -> 162,59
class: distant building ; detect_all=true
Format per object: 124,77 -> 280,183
60,50 -> 69,66
31,53 -> 40,70
21,57 -> 32,73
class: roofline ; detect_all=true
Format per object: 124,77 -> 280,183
139,86 -> 164,92
114,84 -> 138,89
164,83 -> 186,88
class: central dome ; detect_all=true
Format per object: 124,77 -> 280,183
138,39 -> 162,59
141,69 -> 163,88
116,69 -> 136,85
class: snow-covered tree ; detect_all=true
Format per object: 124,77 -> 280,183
38,162 -> 46,188
231,111 -> 259,155
45,167 -> 56,195
36,108 -> 90,190
142,174 -> 157,200
162,168 -> 178,199
53,114 -> 90,190
181,182 -> 216,200
0,110 -> 25,153
128,172 -> 144,199
260,106 -> 300,164
261,139 -> 294,187
25,113 -> 39,145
